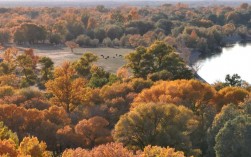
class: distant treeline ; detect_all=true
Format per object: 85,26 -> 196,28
0,3 -> 250,56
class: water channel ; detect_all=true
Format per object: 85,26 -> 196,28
196,42 -> 251,84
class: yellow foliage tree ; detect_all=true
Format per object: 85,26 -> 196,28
117,67 -> 130,80
1,48 -> 18,63
0,48 -> 18,75
0,86 -> 14,98
140,145 -> 185,157
0,74 -> 20,88
18,136 -> 51,157
215,86 -> 250,110
114,103 -> 198,152
46,62 -> 92,113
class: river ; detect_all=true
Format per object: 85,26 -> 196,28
196,42 -> 251,84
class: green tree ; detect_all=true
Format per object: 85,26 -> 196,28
207,101 -> 251,157
16,54 -> 37,86
225,74 -> 243,87
110,11 -> 125,24
39,57 -> 54,81
126,41 -> 193,80
14,23 -> 47,44
96,5 -> 109,13
81,13 -> 90,28
215,115 -> 251,157
49,33 -> 62,45
0,62 -> 15,75
0,29 -> 10,44
0,122 -> 19,145
66,21 -> 84,40
126,20 -> 154,35
73,52 -> 98,78
134,79 -> 217,154
207,104 -> 240,157
94,28 -> 106,42
38,57 -> 54,89
130,78 -> 153,93
75,35 -> 91,47
126,46 -> 152,78
106,25 -> 124,40
113,103 -> 198,153
155,19 -> 173,35
88,65 -> 118,88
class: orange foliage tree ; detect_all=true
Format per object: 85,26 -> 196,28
214,86 -> 250,110
99,82 -> 136,126
65,41 -> 79,53
0,139 -> 18,157
56,125 -> 85,151
62,143 -> 134,157
128,8 -> 140,21
133,79 -> 217,153
75,116 -> 112,148
0,48 -> 18,75
0,104 -> 71,150
46,62 -> 92,113
116,67 -> 130,80
133,79 -> 216,111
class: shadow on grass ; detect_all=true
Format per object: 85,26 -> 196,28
16,44 -> 66,51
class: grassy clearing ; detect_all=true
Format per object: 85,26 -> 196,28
17,45 -> 133,73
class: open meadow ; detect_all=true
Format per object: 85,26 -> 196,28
17,45 -> 132,73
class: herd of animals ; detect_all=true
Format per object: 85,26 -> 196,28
100,54 -> 123,59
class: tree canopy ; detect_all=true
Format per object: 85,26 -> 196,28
126,41 -> 193,80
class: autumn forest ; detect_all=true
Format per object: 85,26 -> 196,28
0,1 -> 251,157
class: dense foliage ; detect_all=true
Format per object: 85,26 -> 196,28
0,2 -> 251,157
0,3 -> 250,59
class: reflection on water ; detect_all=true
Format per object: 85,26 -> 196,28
196,43 -> 251,84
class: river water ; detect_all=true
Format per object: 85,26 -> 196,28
196,43 -> 251,84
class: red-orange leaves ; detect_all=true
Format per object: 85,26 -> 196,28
133,79 -> 216,111
75,116 -> 112,148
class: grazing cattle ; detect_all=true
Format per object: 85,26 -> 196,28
119,55 -> 123,57
116,54 -> 118,56
113,57 -> 115,58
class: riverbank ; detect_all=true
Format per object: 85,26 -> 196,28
187,36 -> 251,84
196,42 -> 251,84
189,34 -> 251,65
